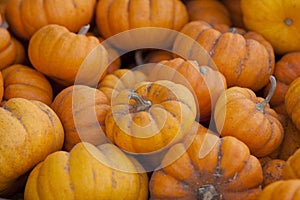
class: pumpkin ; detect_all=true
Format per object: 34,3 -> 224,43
261,159 -> 286,187
0,1 -> 8,19
185,0 -> 232,26
105,79 -> 197,154
282,147 -> 300,180
285,77 -> 300,131
0,98 -> 64,197
257,180 -> 300,200
2,64 -> 53,106
28,24 -> 108,86
51,85 -> 110,151
173,20 -> 275,91
0,72 -> 3,102
24,142 -> 149,200
138,50 -> 174,64
95,0 -> 188,49
5,0 -> 96,40
264,51 -> 300,115
241,0 -> 300,54
148,57 -> 227,123
97,68 -> 147,103
214,76 -> 284,157
149,122 -> 263,200
221,0 -> 244,28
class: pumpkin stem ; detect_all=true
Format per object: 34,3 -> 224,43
256,75 -> 276,113
78,24 -> 90,35
128,92 -> 152,112
1,20 -> 8,29
197,184 -> 220,200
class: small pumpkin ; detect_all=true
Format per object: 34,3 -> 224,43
2,64 -> 53,106
214,76 -> 284,157
5,0 -> 96,40
282,147 -> 300,180
257,179 -> 300,200
149,122 -> 263,200
24,142 -> 149,200
285,76 -> 300,131
51,85 -> 110,151
221,0 -> 244,28
173,20 -> 275,91
28,24 -> 108,86
134,49 -> 174,66
261,159 -> 286,187
241,0 -> 300,54
105,79 -> 197,154
0,98 -> 64,197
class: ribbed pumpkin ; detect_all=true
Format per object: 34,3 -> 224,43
285,77 -> 300,131
28,24 -> 108,86
214,76 -> 284,157
105,80 -> 197,154
51,85 -> 110,151
149,122 -> 263,200
24,142 -> 149,200
0,98 -> 64,197
5,0 -> 96,40
282,148 -> 300,180
173,20 -> 275,91
2,64 -> 53,106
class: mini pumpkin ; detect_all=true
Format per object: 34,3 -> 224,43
28,24 -> 108,86
51,85 -> 110,151
221,0 -> 244,28
24,142 -> 149,200
5,0 -> 96,40
214,76 -> 284,157
261,159 -> 286,187
149,122 -> 263,200
0,98 -> 64,197
105,79 -> 197,154
2,64 -> 53,106
285,76 -> 300,131
282,147 -> 300,180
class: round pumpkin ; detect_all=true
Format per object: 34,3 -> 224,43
51,85 -> 110,151
214,76 -> 284,157
285,76 -> 300,131
173,20 -> 275,91
2,64 -> 53,106
282,147 -> 300,180
0,98 -> 64,197
261,159 -> 286,187
5,0 -> 96,40
24,142 -> 149,200
28,24 -> 108,86
149,122 -> 263,200
257,179 -> 300,200
241,0 -> 300,54
105,79 -> 197,154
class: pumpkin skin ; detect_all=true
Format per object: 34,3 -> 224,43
257,180 -> 300,200
264,51 -> 300,115
0,98 -> 64,197
105,80 -> 197,154
24,142 -> 149,200
221,0 -> 244,28
0,72 -> 3,102
149,57 -> 227,123
28,24 -> 108,86
173,20 -> 275,91
2,64 -> 53,106
5,0 -> 96,40
149,122 -> 263,200
285,77 -> 300,131
241,0 -> 300,54
186,0 -> 232,26
51,85 -> 110,151
214,77 -> 284,157
261,159 -> 286,187
282,148 -> 300,180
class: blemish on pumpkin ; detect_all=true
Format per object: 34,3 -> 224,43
284,18 -> 293,26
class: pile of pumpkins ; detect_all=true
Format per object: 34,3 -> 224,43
1,0 -> 300,199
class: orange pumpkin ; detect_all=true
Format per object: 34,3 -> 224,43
5,0 -> 96,40
105,80 -> 197,154
25,142 -> 149,200
149,122 -> 263,200
173,20 -> 275,91
186,0 -> 232,26
221,0 -> 245,28
241,0 -> 300,54
261,159 -> 286,187
282,148 -> 300,180
285,77 -> 300,131
28,24 -> 108,86
0,72 -> 3,102
51,85 -> 110,151
0,98 -> 64,197
214,76 -> 284,157
2,64 -> 53,106
264,51 -> 300,115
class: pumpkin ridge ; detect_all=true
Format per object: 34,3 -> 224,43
208,30 -> 223,58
